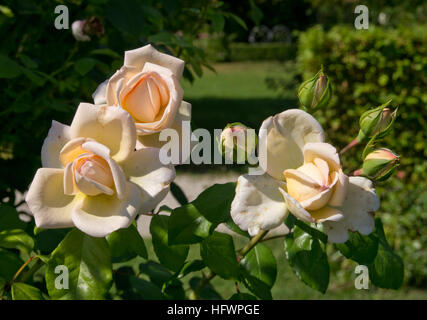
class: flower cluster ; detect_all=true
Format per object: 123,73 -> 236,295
26,45 -> 190,237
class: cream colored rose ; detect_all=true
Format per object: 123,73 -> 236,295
26,103 -> 175,237
92,44 -> 192,161
231,109 -> 380,243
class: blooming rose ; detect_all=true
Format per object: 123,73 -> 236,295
231,109 -> 380,243
25,103 -> 175,237
92,44 -> 191,160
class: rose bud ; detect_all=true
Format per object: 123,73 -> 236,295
357,100 -> 397,142
362,148 -> 399,181
297,68 -> 332,110
219,122 -> 257,164
72,17 -> 104,42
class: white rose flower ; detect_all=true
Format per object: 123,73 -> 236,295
92,44 -> 191,161
26,103 -> 175,237
231,109 -> 380,243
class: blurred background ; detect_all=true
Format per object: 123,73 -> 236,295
0,0 -> 425,299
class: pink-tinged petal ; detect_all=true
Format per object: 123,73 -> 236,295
69,103 -> 136,163
41,121 -> 71,169
25,168 -> 77,229
63,162 -> 78,195
279,188 -> 314,223
231,174 -> 289,236
59,137 -> 92,167
81,141 -> 127,199
121,147 -> 176,213
258,109 -> 325,180
71,182 -> 142,238
303,142 -> 341,171
105,66 -> 139,106
124,44 -> 185,79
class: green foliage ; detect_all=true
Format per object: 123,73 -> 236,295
11,283 -> 44,300
150,215 -> 189,272
106,225 -> 147,263
336,232 -> 379,265
368,219 -> 404,289
200,232 -> 240,280
0,229 -> 34,255
46,229 -> 112,300
284,225 -> 330,293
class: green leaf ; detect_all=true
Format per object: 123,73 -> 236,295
90,48 -> 121,59
168,204 -> 213,245
368,218 -> 404,289
19,54 -> 38,69
284,226 -> 330,293
0,229 -> 34,255
106,225 -> 147,263
200,232 -> 240,280
151,215 -> 189,271
241,243 -> 277,288
74,58 -> 97,76
35,228 -> 70,254
163,259 -> 205,291
170,182 -> 188,205
0,205 -> 27,232
21,68 -> 45,86
147,31 -> 174,46
241,271 -> 272,300
224,218 -> 251,238
0,54 -> 21,78
210,12 -> 225,33
0,248 -> 23,280
192,182 -> 236,225
11,283 -> 44,300
106,0 -> 145,36
336,231 -> 379,265
129,276 -> 165,300
229,292 -> 257,300
189,277 -> 222,300
46,229 -> 112,299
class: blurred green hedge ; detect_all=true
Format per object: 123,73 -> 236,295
297,24 -> 427,286
197,38 -> 296,62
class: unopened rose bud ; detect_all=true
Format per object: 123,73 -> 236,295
362,148 -> 399,181
219,123 -> 257,164
72,17 -> 104,42
357,100 -> 397,142
297,68 -> 332,110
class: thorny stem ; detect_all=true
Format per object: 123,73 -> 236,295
1,255 -> 41,299
189,229 -> 269,300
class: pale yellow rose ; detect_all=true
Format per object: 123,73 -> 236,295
26,103 -> 175,237
92,44 -> 192,162
231,109 -> 380,243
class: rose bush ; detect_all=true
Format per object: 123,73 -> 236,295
25,103 -> 175,237
231,109 -> 380,243
92,44 -> 192,158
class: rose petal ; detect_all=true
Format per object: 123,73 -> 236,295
258,109 -> 325,180
138,101 -> 193,164
323,177 -> 380,243
81,141 -> 127,199
121,147 -> 176,213
309,206 -> 343,223
25,168 -> 77,229
231,173 -> 288,236
92,79 -> 108,105
71,181 -> 142,237
41,121 -> 71,168
69,103 -> 136,163
279,188 -> 314,223
124,44 -> 185,79
106,66 -> 139,106
304,142 -> 341,171
134,63 -> 183,135
328,169 -> 349,207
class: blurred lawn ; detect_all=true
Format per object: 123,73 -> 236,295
181,61 -> 298,132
